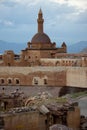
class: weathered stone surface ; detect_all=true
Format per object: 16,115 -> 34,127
0,67 -> 87,87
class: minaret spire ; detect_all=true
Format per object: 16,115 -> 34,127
37,8 -> 44,33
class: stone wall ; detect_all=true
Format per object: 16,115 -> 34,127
0,67 -> 87,88
66,67 -> 87,88
0,67 -> 66,86
4,111 -> 39,130
2,106 -> 81,130
67,106 -> 80,130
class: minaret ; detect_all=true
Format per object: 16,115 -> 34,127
37,8 -> 44,33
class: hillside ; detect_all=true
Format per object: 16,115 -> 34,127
0,40 -> 26,54
81,48 -> 87,53
68,41 -> 87,53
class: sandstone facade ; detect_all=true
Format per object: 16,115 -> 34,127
0,67 -> 87,87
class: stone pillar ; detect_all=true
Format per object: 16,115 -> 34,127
67,106 -> 80,130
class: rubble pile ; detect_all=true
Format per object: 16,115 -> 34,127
25,91 -> 79,116
25,91 -> 53,106
7,106 -> 36,114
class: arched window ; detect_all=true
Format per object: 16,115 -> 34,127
16,79 -> 20,85
8,79 -> 12,84
1,79 -> 5,84
44,79 -> 47,85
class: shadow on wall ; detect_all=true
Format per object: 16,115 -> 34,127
59,86 -> 87,97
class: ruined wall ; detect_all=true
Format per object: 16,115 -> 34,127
2,106 -> 81,130
2,106 -> 80,130
4,112 -> 39,130
67,106 -> 80,130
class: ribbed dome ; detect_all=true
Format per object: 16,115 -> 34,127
31,33 -> 51,44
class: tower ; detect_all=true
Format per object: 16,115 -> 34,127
37,8 -> 44,33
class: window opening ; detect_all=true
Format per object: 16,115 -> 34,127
29,56 -> 31,59
8,63 -> 10,66
34,79 -> 38,85
44,79 -> 47,85
16,79 -> 20,84
8,79 -> 12,84
1,79 -> 4,84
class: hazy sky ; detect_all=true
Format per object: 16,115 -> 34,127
0,0 -> 87,45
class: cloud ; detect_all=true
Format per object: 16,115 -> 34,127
68,0 -> 87,11
42,0 -> 87,25
0,0 -> 16,7
1,0 -> 40,7
0,0 -> 87,44
0,19 -> 14,27
49,0 -> 87,11
76,10 -> 87,24
1,0 -> 87,12
3,20 -> 14,26
41,2 -> 78,26
0,0 -> 85,24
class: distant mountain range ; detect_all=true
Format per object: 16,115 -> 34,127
67,41 -> 87,53
81,48 -> 87,53
0,40 -> 26,54
0,40 -> 87,54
